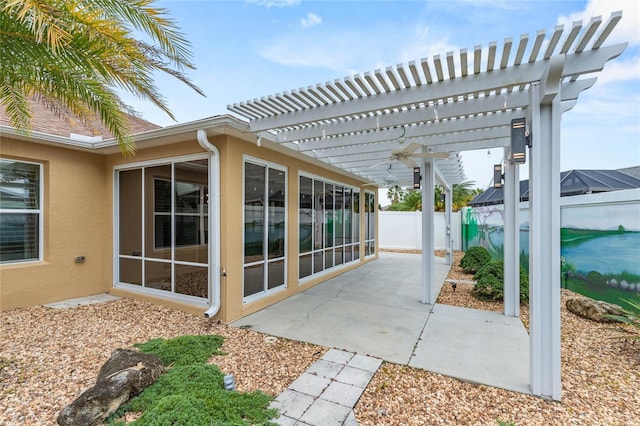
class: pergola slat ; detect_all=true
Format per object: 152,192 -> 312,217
560,20 -> 583,54
460,48 -> 468,77
500,38 -> 513,69
421,58 -> 434,83
228,12 -> 624,190
409,61 -> 422,86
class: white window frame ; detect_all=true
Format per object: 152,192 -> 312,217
297,171 -> 360,283
365,190 -> 377,258
113,153 -> 211,306
242,156 -> 288,303
0,158 -> 44,264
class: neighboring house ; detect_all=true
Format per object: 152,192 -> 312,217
0,102 -> 378,322
468,169 -> 640,207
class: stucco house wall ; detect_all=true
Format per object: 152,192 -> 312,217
1,136 -> 109,310
1,119 -> 378,322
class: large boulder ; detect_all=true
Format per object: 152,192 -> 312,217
566,298 -> 626,323
57,349 -> 165,426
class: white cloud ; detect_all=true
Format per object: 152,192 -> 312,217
246,0 -> 300,8
597,55 -> 640,85
300,12 -> 322,28
557,0 -> 640,46
397,24 -> 459,64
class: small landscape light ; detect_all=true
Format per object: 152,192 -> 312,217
224,374 -> 236,391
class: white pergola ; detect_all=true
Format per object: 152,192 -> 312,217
228,12 -> 626,400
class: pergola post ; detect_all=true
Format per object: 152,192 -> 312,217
503,151 -> 520,317
421,159 -> 436,304
444,183 -> 453,266
528,60 -> 563,400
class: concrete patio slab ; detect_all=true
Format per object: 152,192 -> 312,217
43,293 -> 120,309
410,303 -> 530,394
233,252 -> 532,397
234,291 -> 430,364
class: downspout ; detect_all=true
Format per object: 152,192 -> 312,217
197,129 -> 221,318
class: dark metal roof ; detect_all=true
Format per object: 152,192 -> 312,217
469,169 -> 640,206
619,166 -> 640,180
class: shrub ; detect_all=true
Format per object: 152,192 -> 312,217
473,259 -> 529,302
136,395 -> 210,425
459,246 -> 491,274
108,341 -> 278,426
135,335 -> 224,366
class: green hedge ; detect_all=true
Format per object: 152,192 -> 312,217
459,246 -> 491,274
472,259 -> 529,302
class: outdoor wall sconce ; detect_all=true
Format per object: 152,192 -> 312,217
256,135 -> 262,147
413,167 -> 421,189
494,164 -> 504,189
510,118 -> 528,165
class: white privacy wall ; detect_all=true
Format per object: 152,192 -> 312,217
379,211 -> 461,251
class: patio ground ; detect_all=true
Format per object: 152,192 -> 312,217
0,252 -> 638,425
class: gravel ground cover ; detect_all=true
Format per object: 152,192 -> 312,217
355,251 -> 639,425
1,251 -> 639,425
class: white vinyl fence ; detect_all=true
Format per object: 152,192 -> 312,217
379,211 -> 462,251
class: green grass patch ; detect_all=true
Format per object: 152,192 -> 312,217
135,334 -> 225,366
107,335 -> 278,426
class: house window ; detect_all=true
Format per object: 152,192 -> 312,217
0,159 -> 42,263
298,174 -> 360,280
115,155 -> 210,302
243,159 -> 287,300
154,178 -> 208,248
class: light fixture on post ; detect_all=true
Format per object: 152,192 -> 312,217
413,166 -> 421,189
510,118 -> 527,165
493,163 -> 504,188
256,135 -> 262,147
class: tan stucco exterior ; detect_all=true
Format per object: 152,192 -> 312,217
1,122 -> 378,322
1,137 -> 109,310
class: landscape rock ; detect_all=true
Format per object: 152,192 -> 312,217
57,349 -> 165,426
566,298 -> 626,323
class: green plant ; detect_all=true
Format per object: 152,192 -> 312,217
136,395 -> 210,425
472,259 -> 529,302
135,335 -> 224,366
459,246 -> 491,274
497,420 -> 516,426
604,295 -> 640,349
107,335 -> 278,425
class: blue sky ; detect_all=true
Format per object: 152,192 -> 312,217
127,0 -> 640,191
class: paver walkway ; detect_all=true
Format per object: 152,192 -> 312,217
270,348 -> 382,426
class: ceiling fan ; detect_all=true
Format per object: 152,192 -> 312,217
369,142 -> 450,169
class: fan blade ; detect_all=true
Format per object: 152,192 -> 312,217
411,151 -> 450,159
403,142 -> 423,155
367,158 -> 391,169
399,157 -> 418,169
